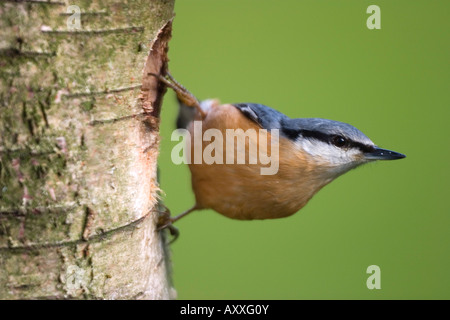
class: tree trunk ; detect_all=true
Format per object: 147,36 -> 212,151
0,0 -> 175,299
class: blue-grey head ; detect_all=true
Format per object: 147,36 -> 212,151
231,103 -> 406,178
281,117 -> 406,177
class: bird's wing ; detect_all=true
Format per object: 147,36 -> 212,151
233,103 -> 290,131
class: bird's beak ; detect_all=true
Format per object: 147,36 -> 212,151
364,147 -> 406,160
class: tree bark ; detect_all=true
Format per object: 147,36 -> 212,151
0,0 -> 175,299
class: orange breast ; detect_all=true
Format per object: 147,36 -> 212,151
187,103 -> 329,220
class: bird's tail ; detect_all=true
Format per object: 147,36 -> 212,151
176,96 -> 197,129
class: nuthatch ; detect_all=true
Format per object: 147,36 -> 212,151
151,73 -> 405,231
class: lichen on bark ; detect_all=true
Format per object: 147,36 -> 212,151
0,0 -> 175,299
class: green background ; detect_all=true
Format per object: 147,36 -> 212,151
158,0 -> 449,299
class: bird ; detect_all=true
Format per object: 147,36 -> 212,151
150,72 -> 406,231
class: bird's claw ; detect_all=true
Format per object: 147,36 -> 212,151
156,205 -> 179,244
147,71 -> 206,119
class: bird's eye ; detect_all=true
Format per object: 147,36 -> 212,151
331,135 -> 348,148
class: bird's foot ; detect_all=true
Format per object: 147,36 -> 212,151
147,71 -> 206,119
156,205 -> 179,244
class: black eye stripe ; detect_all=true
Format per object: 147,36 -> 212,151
352,141 -> 375,153
281,127 -> 302,140
282,129 -> 375,153
300,130 -> 329,143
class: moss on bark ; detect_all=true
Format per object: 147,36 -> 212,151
0,0 -> 175,299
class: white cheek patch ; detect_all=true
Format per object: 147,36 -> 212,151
295,138 -> 361,166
